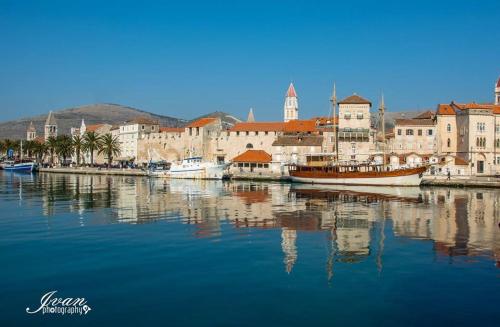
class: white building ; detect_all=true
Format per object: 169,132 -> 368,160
118,117 -> 159,163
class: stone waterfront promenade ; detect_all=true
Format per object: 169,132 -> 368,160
422,175 -> 500,188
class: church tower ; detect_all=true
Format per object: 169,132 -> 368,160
26,121 -> 36,141
495,77 -> 500,105
247,108 -> 255,122
283,83 -> 298,122
44,111 -> 58,141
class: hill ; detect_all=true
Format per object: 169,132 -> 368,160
0,104 -> 241,139
0,103 -> 429,139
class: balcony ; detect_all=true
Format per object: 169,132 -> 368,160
338,128 -> 370,141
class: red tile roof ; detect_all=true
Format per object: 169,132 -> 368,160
436,104 -> 456,115
186,117 -> 217,128
283,119 -> 318,133
229,122 -> 285,132
414,110 -> 435,119
231,150 -> 272,163
85,124 -> 105,132
160,127 -> 184,133
339,94 -> 371,105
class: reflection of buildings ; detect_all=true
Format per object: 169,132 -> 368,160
11,172 -> 499,274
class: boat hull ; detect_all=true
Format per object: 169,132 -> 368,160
169,164 -> 228,180
3,162 -> 38,172
289,166 -> 426,186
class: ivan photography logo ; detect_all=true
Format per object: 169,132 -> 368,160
26,291 -> 92,316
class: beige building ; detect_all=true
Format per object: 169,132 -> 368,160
391,111 -> 436,156
337,94 -> 374,162
435,101 -> 500,175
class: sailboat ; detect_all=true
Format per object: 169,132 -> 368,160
3,140 -> 38,172
288,87 -> 427,186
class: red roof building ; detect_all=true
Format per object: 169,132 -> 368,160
232,150 -> 272,163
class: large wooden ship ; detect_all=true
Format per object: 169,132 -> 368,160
288,86 -> 427,186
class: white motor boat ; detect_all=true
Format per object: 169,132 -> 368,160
168,157 -> 229,180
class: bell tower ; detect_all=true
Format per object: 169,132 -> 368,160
495,77 -> 500,105
283,83 -> 298,122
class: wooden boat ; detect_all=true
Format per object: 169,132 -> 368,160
288,87 -> 427,186
289,163 -> 427,186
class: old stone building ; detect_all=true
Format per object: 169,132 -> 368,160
337,94 -> 374,162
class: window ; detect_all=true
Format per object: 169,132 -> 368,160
447,124 -> 451,132
406,129 -> 414,136
246,143 -> 253,149
236,131 -> 240,136
447,138 -> 451,147
152,126 -> 155,131
196,127 -> 199,136
344,112 -> 351,120
477,122 -> 485,133
397,129 -> 402,136
246,131 -> 249,136
264,164 -> 269,168
427,129 -> 433,136
357,113 -> 363,119
142,125 -> 145,130
265,131 -> 269,135
418,129 -> 422,136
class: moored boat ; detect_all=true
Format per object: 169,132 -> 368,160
168,156 -> 229,180
2,160 -> 38,172
289,163 -> 427,186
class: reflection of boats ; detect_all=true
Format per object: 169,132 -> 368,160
2,160 -> 38,172
289,183 -> 424,203
169,157 -> 229,180
289,164 -> 427,186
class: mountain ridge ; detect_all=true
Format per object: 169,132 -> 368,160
0,103 -> 429,139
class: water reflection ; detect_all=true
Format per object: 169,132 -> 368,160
3,172 -> 500,275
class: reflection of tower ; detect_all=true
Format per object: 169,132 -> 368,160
281,228 -> 297,273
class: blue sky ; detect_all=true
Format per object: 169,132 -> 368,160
1,0 -> 499,121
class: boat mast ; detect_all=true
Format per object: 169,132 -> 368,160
330,83 -> 339,162
20,139 -> 23,161
378,94 -> 386,166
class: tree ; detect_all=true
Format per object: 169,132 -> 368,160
24,140 -> 37,159
55,135 -> 73,165
98,133 -> 121,168
72,134 -> 84,166
46,136 -> 58,165
32,141 -> 47,163
82,131 -> 102,167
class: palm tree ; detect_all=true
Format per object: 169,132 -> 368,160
46,136 -> 58,165
32,141 -> 48,164
82,131 -> 102,167
72,134 -> 84,166
24,140 -> 37,159
98,133 -> 121,168
55,135 -> 73,165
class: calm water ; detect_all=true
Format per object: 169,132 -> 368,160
0,172 -> 499,327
